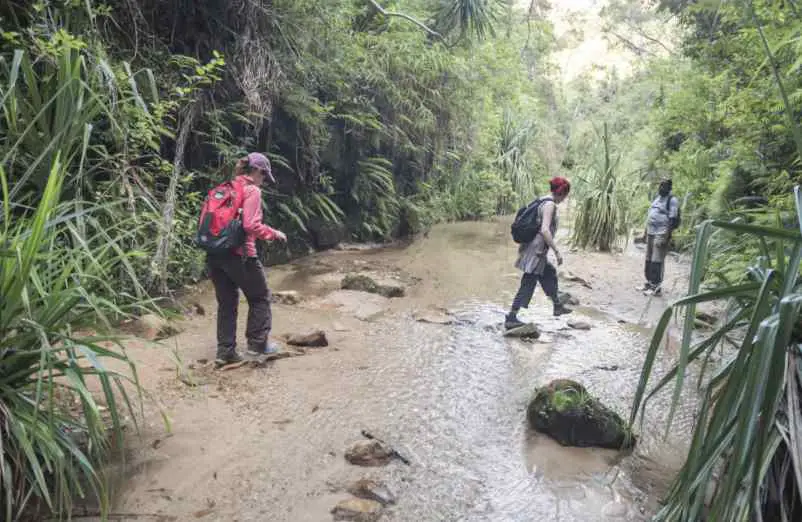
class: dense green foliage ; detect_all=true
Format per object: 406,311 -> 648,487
1,0 -> 556,294
566,0 -> 802,252
611,1 -> 802,519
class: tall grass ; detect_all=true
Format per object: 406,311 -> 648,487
1,48 -> 152,520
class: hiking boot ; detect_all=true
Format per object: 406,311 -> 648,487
215,350 -> 244,367
553,303 -> 573,317
505,314 -> 526,330
247,341 -> 279,356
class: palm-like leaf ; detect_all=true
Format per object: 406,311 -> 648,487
435,0 -> 505,41
571,122 -> 639,251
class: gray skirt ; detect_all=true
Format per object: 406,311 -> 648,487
515,234 -> 549,275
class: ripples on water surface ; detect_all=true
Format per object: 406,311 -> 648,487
307,299 -> 698,521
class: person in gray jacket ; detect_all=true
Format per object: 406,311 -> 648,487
637,178 -> 679,296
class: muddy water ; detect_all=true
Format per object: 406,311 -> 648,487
116,218 -> 698,521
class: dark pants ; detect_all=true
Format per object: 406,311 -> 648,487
207,254 -> 272,357
645,233 -> 668,287
511,262 -> 559,313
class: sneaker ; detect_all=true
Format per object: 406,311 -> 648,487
643,285 -> 662,297
215,351 -> 244,366
635,283 -> 652,292
247,341 -> 280,356
553,303 -> 573,317
505,315 -> 526,330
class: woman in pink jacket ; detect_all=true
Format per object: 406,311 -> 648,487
208,152 -> 287,365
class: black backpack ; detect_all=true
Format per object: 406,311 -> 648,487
666,195 -> 681,229
511,197 -> 549,244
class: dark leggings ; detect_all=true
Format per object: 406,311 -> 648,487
511,262 -> 559,312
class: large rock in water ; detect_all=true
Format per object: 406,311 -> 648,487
526,379 -> 636,450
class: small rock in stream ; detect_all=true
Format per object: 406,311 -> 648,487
129,313 -> 182,341
503,323 -> 540,339
284,330 -> 328,347
595,364 -> 620,371
345,440 -> 395,467
412,308 -> 453,325
567,320 -> 592,331
377,284 -> 405,298
331,498 -> 383,522
558,291 -> 580,306
347,479 -> 397,506
272,290 -> 301,305
559,270 -> 593,289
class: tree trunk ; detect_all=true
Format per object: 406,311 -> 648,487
151,103 -> 197,295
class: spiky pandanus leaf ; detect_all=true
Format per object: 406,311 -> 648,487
630,187 -> 802,521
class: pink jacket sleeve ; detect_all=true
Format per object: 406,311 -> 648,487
241,185 -> 278,241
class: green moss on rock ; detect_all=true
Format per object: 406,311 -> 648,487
526,379 -> 636,450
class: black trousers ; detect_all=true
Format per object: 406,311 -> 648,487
207,254 -> 272,356
511,262 -> 559,312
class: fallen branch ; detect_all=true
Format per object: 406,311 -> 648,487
367,0 -> 444,41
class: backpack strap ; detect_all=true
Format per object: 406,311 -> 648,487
665,195 -> 677,213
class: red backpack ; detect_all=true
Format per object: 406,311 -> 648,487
195,179 -> 247,254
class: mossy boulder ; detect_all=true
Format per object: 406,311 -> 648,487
526,379 -> 636,450
341,274 -> 405,298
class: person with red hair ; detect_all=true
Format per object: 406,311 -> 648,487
506,176 -> 573,330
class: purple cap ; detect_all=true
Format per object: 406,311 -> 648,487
247,152 -> 275,183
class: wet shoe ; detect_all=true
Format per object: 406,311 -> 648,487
504,314 -> 526,330
644,286 -> 662,297
247,341 -> 279,356
215,351 -> 244,366
553,304 -> 573,317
